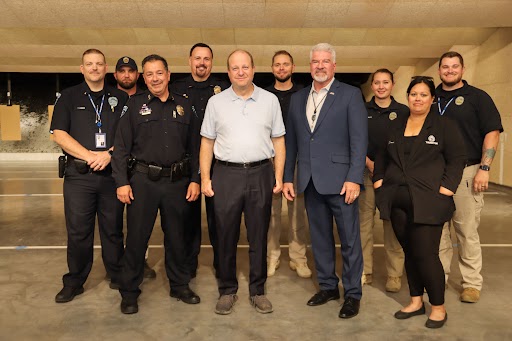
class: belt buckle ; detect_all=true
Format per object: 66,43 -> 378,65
242,162 -> 250,169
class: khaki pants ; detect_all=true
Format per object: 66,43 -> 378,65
439,164 -> 484,290
267,181 -> 308,263
359,170 -> 404,277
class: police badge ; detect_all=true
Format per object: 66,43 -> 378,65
213,86 -> 222,95
455,96 -> 464,105
176,105 -> 185,116
389,112 -> 397,120
108,97 -> 118,112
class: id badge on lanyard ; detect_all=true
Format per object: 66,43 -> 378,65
88,93 -> 107,148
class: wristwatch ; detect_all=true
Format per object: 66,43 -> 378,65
479,165 -> 490,171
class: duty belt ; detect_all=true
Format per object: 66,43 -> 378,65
216,159 -> 270,169
133,159 -> 190,182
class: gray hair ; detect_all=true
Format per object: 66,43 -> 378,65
310,43 -> 336,63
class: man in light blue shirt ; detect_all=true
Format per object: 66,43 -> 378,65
200,49 -> 285,315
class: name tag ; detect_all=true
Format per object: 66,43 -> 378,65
95,133 -> 107,148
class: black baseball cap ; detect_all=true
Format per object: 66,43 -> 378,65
116,56 -> 138,71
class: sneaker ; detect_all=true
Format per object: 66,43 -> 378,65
289,261 -> 312,278
267,259 -> 280,277
460,288 -> 480,303
215,294 -> 238,315
250,295 -> 273,314
362,273 -> 373,285
144,261 -> 157,279
385,276 -> 402,293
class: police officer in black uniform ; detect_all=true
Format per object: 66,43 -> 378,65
51,49 -> 128,303
170,43 -> 229,278
112,54 -> 201,314
114,55 -> 157,279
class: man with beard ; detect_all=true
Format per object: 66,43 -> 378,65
113,56 -> 156,280
436,51 -> 503,303
171,43 -> 229,279
112,54 -> 201,314
265,50 -> 311,279
51,49 -> 128,303
283,43 -> 366,319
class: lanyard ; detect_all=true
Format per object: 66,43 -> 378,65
437,96 -> 455,116
87,93 -> 105,132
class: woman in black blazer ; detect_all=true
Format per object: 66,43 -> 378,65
373,76 -> 466,329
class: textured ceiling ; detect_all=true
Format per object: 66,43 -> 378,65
0,0 -> 511,73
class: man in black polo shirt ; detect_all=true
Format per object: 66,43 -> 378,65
51,49 -> 128,303
112,54 -> 201,314
170,43 -> 229,278
265,50 -> 311,279
436,51 -> 503,303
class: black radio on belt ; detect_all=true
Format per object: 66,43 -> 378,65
58,155 -> 66,178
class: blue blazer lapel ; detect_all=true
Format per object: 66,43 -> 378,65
313,79 -> 339,133
301,84 -> 312,134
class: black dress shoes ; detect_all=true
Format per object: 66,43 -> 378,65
394,303 -> 426,319
307,289 -> 340,306
55,286 -> 84,303
170,286 -> 201,304
120,299 -> 138,314
339,297 -> 360,319
425,313 -> 448,329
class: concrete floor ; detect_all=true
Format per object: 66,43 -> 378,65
1,161 -> 511,340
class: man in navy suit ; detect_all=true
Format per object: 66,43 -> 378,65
283,43 -> 367,319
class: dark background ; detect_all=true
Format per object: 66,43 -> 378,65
0,72 -> 370,111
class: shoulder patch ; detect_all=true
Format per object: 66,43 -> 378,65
53,92 -> 61,106
121,105 -> 128,118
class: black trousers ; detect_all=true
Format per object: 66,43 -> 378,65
213,162 -> 274,296
62,165 -> 124,288
119,172 -> 191,301
390,186 -> 445,305
184,194 -> 217,276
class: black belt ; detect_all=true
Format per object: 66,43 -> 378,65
465,159 -> 480,167
133,160 -> 190,182
216,159 -> 270,168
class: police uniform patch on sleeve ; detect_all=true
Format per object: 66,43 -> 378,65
213,86 -> 222,95
176,105 -> 185,116
121,105 -> 128,118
